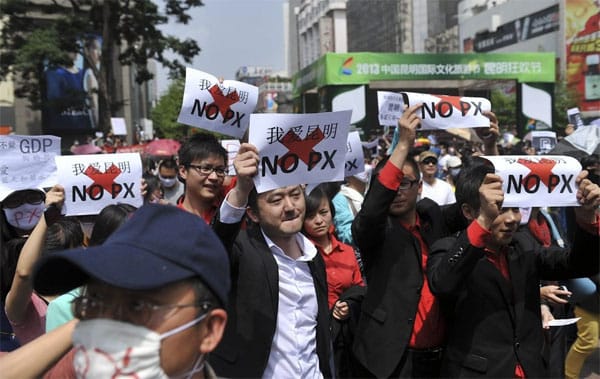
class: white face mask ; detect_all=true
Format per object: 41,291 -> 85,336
73,314 -> 207,379
3,203 -> 45,230
159,175 -> 177,188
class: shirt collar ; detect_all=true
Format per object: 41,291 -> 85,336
261,229 -> 318,262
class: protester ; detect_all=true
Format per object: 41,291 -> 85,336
177,133 -> 229,223
564,274 -> 599,379
332,165 -> 372,247
427,158 -> 600,377
142,173 -> 166,205
351,104 -> 449,378
28,204 -> 229,379
303,184 -> 364,311
3,185 -> 84,345
302,184 -> 365,378
210,142 -> 334,378
158,158 -> 184,205
521,206 -> 573,378
45,203 -> 137,332
418,150 -> 456,206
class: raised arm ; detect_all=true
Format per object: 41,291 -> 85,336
5,185 -> 64,325
0,319 -> 76,379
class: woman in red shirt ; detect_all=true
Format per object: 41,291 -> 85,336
302,184 -> 364,320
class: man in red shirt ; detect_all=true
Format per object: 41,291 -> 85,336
427,158 -> 600,377
351,104 -> 449,378
177,133 -> 230,224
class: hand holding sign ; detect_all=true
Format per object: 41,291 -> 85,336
228,143 -> 259,207
177,68 -> 258,139
389,104 -> 422,169
378,91 -> 491,130
476,173 -> 505,230
482,156 -> 583,208
575,172 -> 600,223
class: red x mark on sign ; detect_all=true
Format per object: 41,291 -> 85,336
517,158 -> 557,191
84,164 -> 122,198
278,128 -> 325,170
207,85 -> 240,119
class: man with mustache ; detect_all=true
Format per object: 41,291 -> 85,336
209,142 -> 334,378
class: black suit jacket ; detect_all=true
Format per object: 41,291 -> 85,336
427,224 -> 600,378
209,219 -> 334,378
351,176 -> 448,378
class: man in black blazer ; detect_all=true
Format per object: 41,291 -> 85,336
427,159 -> 600,377
351,104 -> 449,378
209,143 -> 334,378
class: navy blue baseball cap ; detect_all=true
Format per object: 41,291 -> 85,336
33,203 -> 230,307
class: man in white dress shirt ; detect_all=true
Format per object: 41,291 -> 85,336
209,142 -> 334,379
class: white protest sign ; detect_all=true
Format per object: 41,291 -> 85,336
0,135 -> 61,201
377,91 -> 491,130
177,68 -> 259,139
221,139 -> 241,176
249,111 -> 352,193
345,131 -> 365,178
110,117 -> 127,135
530,131 -> 557,153
481,155 -> 582,207
55,153 -> 143,216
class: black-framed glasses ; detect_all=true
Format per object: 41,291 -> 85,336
399,179 -> 419,190
187,164 -> 227,178
72,295 -> 212,327
2,190 -> 45,209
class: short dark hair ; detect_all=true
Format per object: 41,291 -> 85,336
158,158 -> 178,171
178,133 -> 227,167
89,204 -> 137,246
45,217 -> 84,253
371,153 -> 421,182
455,156 -> 495,211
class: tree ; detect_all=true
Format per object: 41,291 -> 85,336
0,0 -> 203,136
151,78 -> 188,139
490,88 -> 517,133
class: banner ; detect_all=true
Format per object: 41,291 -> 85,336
482,155 -> 582,207
249,111 -> 352,193
221,139 -> 241,176
0,135 -> 61,201
565,0 -> 600,113
344,131 -> 365,178
55,153 -> 143,215
378,91 -> 491,130
293,52 -> 556,96
177,68 -> 259,138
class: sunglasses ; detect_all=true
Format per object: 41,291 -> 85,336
421,158 -> 437,165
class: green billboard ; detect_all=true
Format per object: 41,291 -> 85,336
293,52 -> 556,96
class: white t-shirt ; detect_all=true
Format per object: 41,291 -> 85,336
421,178 -> 456,206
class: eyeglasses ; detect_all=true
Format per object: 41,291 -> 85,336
72,295 -> 212,327
399,179 -> 419,190
420,158 -> 437,165
187,164 -> 227,178
2,190 -> 45,209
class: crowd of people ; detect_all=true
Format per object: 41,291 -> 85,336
0,107 -> 599,379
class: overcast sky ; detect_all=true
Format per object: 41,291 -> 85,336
156,0 -> 287,95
